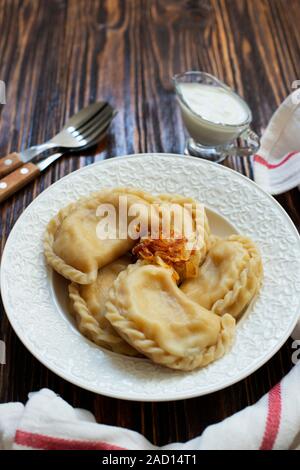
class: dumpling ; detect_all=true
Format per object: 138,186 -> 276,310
44,187 -> 158,284
132,193 -> 210,282
68,255 -> 139,356
105,262 -> 235,370
75,255 -> 132,323
181,235 -> 263,318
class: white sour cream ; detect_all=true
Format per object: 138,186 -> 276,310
177,82 -> 250,146
179,83 -> 248,125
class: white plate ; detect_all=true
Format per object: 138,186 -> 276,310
1,154 -> 300,401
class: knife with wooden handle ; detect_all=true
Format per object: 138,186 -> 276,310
0,153 -> 62,203
0,163 -> 40,203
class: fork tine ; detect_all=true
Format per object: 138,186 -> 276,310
75,104 -> 113,138
75,103 -> 112,134
78,121 -> 111,150
83,117 -> 114,144
76,108 -> 115,143
83,110 -> 116,143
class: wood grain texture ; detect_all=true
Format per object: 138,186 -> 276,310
0,0 -> 299,446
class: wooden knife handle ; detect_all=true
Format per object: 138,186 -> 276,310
0,163 -> 40,203
0,152 -> 23,178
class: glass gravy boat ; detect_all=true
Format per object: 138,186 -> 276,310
173,71 -> 260,163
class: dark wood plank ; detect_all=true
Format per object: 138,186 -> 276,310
0,0 -> 299,446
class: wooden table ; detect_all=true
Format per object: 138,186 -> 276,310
0,0 -> 299,446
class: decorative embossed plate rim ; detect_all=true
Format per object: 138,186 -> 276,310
1,154 -> 300,401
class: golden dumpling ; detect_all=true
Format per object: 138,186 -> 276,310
105,262 -> 235,370
44,188 -> 158,284
181,235 -> 263,318
68,256 -> 138,356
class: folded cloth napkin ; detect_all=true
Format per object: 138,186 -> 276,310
253,89 -> 300,195
253,88 -> 300,347
0,362 -> 300,450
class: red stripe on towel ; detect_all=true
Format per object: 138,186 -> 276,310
254,151 -> 298,169
259,383 -> 282,450
15,430 -> 126,450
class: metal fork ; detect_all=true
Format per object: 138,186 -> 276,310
0,105 -> 116,203
0,102 -> 116,178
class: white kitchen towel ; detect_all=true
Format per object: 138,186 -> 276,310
252,88 -> 300,340
0,362 -> 300,450
253,89 -> 300,195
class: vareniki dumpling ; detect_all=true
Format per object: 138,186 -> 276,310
181,235 -> 263,318
74,255 -> 132,323
44,188 -> 158,284
68,255 -> 138,356
105,262 -> 235,370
